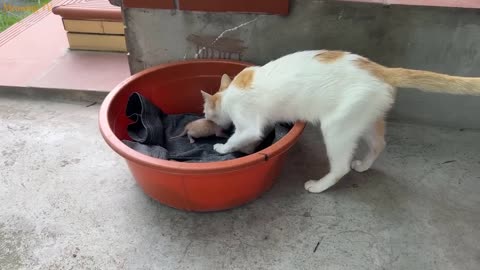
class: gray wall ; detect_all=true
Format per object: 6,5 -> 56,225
122,0 -> 480,129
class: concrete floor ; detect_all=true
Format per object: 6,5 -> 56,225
1,95 -> 479,270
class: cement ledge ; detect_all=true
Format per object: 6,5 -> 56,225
338,0 -> 480,9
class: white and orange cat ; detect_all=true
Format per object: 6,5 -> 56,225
200,50 -> 480,193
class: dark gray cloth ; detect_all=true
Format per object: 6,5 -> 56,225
123,92 -> 292,163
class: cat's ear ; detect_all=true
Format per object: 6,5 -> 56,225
200,90 -> 212,101
220,74 -> 232,91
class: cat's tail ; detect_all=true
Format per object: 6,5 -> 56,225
386,68 -> 480,95
357,58 -> 480,95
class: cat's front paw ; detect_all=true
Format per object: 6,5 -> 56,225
213,143 -> 229,154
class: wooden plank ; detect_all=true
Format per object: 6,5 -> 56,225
63,19 -> 103,33
102,21 -> 124,34
63,19 -> 124,34
67,32 -> 127,52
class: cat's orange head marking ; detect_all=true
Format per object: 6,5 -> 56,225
201,91 -> 221,109
201,90 -> 229,127
211,92 -> 222,108
232,68 -> 255,90
315,50 -> 346,63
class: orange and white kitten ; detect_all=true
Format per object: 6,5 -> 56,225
201,50 -> 480,193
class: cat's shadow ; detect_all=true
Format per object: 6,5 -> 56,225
136,124 -> 405,243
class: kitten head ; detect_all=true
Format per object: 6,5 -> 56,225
200,74 -> 232,129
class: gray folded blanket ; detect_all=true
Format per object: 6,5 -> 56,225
122,92 -> 292,163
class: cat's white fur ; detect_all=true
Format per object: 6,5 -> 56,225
201,50 -> 480,193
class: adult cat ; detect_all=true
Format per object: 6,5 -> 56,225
200,50 -> 480,193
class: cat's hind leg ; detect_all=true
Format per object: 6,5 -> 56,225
351,119 -> 386,172
305,84 -> 393,193
304,120 -> 362,193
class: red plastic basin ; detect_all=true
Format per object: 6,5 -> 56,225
98,59 -> 305,212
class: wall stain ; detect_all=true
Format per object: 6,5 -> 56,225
187,34 -> 247,60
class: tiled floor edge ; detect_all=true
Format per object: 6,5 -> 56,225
0,85 -> 108,104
